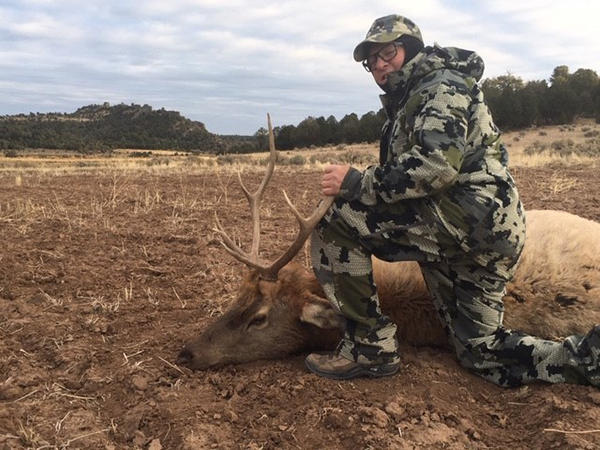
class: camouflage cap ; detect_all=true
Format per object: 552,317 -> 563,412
353,14 -> 423,62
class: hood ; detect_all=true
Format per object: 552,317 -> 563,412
382,44 -> 485,101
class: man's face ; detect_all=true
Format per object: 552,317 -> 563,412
364,42 -> 406,86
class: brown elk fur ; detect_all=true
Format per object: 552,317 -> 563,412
177,210 -> 600,369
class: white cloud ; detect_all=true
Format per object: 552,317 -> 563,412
0,1 -> 598,134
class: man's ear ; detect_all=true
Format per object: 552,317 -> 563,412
300,294 -> 340,329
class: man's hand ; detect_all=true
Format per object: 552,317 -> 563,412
322,164 -> 351,196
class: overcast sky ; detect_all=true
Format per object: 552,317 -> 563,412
2,1 -> 599,135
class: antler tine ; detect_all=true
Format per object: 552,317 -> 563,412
213,114 -> 277,264
261,193 -> 335,280
239,113 -> 277,260
213,212 -> 256,267
214,113 -> 335,281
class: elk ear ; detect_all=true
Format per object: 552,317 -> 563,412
300,294 -> 340,329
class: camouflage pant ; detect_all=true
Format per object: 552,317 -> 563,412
311,197 -> 600,387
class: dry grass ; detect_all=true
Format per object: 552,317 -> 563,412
0,144 -> 597,449
1,120 -> 598,176
504,119 -> 599,167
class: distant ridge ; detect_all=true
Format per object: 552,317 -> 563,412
0,102 -> 229,154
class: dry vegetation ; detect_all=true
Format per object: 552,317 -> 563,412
0,120 -> 599,450
4,120 -> 599,175
0,120 -> 598,175
504,118 -> 600,166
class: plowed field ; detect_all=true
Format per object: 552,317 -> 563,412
1,163 -> 599,449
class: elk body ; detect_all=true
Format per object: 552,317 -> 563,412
176,117 -> 600,371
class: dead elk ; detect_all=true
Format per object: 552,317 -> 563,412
176,118 -> 600,371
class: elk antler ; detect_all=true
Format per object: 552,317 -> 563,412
214,114 -> 335,281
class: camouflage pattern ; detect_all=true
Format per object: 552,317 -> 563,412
423,262 -> 600,386
353,14 -> 423,62
311,42 -> 600,387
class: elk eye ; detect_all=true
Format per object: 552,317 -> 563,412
248,315 -> 267,329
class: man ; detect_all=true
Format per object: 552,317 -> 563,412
305,14 -> 600,387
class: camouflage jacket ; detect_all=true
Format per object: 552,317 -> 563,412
340,44 -> 525,272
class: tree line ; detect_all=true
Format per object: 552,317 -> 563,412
483,66 -> 599,129
1,65 -> 598,154
259,65 -> 599,152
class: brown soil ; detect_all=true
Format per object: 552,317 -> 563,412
1,164 -> 600,450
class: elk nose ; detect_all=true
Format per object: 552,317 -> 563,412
176,346 -> 194,367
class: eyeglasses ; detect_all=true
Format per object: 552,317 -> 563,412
362,43 -> 399,72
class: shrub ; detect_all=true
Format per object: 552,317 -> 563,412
309,152 -> 337,164
216,154 -> 238,165
287,155 -> 306,165
338,150 -> 378,165
524,141 -> 548,155
526,137 -> 600,157
129,151 -> 152,158
551,139 -> 575,151
224,155 -> 252,165
577,139 -> 600,156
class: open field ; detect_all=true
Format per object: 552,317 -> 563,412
1,124 -> 600,449
2,119 -> 599,173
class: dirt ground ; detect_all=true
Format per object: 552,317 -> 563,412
1,163 -> 600,450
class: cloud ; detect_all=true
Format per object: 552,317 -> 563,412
0,1 -> 598,135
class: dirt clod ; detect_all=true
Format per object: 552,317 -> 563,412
0,165 -> 599,449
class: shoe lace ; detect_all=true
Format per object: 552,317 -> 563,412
330,341 -> 345,359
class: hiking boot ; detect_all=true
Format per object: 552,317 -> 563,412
305,351 -> 399,380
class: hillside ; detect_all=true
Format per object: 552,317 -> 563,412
0,103 -> 226,154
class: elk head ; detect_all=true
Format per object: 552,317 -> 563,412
176,115 -> 337,370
